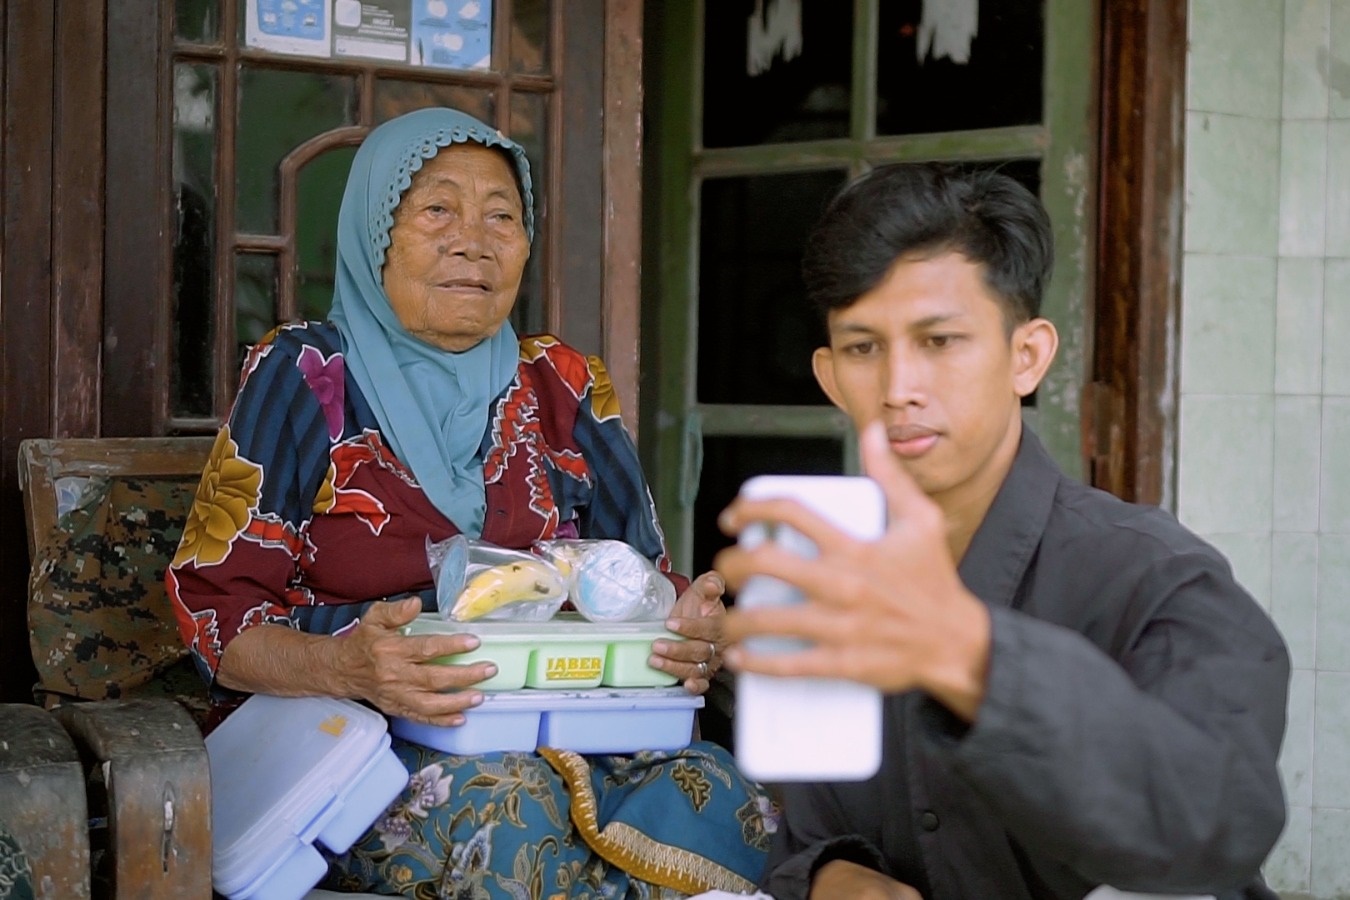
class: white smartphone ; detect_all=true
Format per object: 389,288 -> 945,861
732,474 -> 886,782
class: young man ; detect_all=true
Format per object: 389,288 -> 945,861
716,164 -> 1289,900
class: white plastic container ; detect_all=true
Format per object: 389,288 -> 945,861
389,687 -> 703,754
207,694 -> 410,900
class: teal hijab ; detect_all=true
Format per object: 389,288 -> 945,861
329,107 -> 535,536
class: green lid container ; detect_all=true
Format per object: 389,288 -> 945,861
403,612 -> 684,690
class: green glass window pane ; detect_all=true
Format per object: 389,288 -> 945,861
692,435 -> 844,580
373,81 -> 495,124
236,67 -> 357,234
703,1 -> 852,149
173,62 -> 218,418
236,253 -> 278,364
875,1 -> 1044,136
511,0 -> 550,74
697,170 -> 846,405
509,90 -> 548,335
175,0 -> 218,43
296,147 -> 358,324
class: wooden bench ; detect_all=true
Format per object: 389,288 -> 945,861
0,702 -> 91,898
18,436 -> 215,898
16,436 -> 387,899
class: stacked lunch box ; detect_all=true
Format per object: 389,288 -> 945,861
389,611 -> 704,754
207,614 -> 701,898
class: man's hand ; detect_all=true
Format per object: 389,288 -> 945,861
650,571 -> 727,694
716,421 -> 992,721
810,860 -> 923,900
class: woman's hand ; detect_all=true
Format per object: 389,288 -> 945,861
810,860 -> 923,900
216,597 -> 496,726
332,597 -> 499,726
649,571 -> 727,694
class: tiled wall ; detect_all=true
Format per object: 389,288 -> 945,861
1180,0 -> 1350,896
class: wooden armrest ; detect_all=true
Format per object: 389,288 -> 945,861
52,698 -> 212,899
0,703 -> 92,898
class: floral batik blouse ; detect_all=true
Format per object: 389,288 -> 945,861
167,322 -> 684,685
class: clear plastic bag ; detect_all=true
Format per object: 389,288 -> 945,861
533,539 -> 678,623
426,535 -> 568,622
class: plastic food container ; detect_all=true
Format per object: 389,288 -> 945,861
207,694 -> 409,900
402,612 -> 684,690
389,687 -> 704,754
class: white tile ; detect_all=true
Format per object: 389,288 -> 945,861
1202,532 -> 1273,611
1282,669 -> 1317,807
1274,397 -> 1323,531
1328,122 -> 1350,255
1284,0 -> 1332,118
1276,258 -> 1325,395
1180,255 -> 1276,394
1184,114 -> 1282,256
1187,0 -> 1285,116
1272,533 -> 1320,668
1265,804 -> 1312,893
1325,260 -> 1350,393
1177,395 -> 1274,534
1322,399 -> 1350,531
1312,807 -> 1350,896
1313,670 -> 1350,803
1332,0 -> 1350,118
1279,120 -> 1329,257
1317,534 -> 1350,669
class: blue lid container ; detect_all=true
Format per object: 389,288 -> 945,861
207,695 -> 409,900
389,687 -> 704,755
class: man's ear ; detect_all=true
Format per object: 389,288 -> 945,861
811,346 -> 846,410
1011,318 -> 1058,399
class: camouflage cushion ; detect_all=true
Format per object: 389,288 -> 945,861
28,475 -> 204,710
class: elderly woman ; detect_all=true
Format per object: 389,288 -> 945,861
167,107 -> 772,898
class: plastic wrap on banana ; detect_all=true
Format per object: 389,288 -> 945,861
426,535 -> 567,622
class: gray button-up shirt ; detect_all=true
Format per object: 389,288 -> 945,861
763,429 -> 1289,900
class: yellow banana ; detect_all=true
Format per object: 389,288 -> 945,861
452,559 -> 562,620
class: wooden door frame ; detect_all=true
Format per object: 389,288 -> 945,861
1090,0 -> 1188,508
101,0 -> 645,439
1,0 -> 107,702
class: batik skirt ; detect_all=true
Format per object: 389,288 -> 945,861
325,738 -> 777,900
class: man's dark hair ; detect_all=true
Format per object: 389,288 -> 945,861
801,163 -> 1054,327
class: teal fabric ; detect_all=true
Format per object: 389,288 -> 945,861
325,740 -> 777,899
329,107 -> 535,536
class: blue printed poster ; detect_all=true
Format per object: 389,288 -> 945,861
245,1 -> 493,71
411,0 -> 492,70
246,0 -> 331,57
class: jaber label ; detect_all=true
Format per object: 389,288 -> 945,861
545,656 -> 603,680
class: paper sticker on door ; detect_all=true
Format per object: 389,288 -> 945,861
246,0 -> 331,57
411,0 -> 492,70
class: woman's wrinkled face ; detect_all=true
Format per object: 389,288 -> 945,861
382,142 -> 530,352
